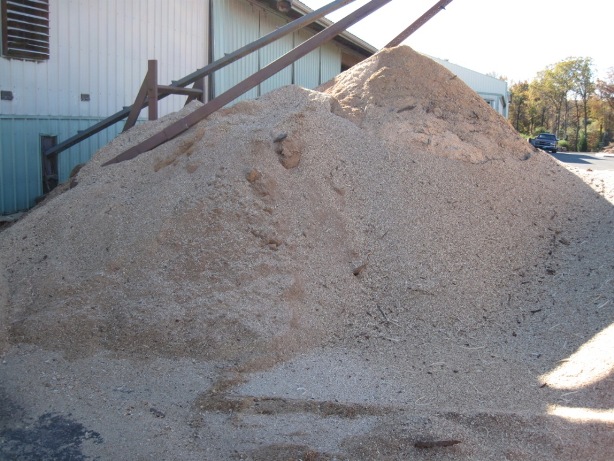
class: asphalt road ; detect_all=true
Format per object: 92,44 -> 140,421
550,151 -> 614,171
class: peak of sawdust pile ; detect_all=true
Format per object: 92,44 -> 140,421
0,47 -> 601,369
323,46 -> 534,163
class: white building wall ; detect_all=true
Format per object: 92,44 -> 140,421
211,0 -> 260,101
0,0 -> 210,214
259,7 -> 294,96
211,0 -> 342,103
293,28 -> 320,89
429,56 -> 509,118
320,42 -> 341,85
1,0 -> 209,119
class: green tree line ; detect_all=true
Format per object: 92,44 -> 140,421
508,57 -> 614,152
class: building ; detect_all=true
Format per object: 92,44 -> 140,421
430,56 -> 509,118
1,0 -> 507,215
0,0 -> 374,215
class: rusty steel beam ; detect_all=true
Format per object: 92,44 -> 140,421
147,60 -> 159,121
103,0 -> 395,166
125,63 -> 205,132
43,0 -> 359,159
123,67 -> 151,131
184,77 -> 206,105
386,0 -> 454,48
157,86 -> 203,97
171,0 -> 358,90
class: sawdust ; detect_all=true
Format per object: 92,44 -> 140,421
1,46 -> 612,460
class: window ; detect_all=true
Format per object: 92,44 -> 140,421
1,0 -> 50,60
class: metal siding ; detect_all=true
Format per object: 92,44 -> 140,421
320,41 -> 341,86
210,0 -> 344,96
292,28 -> 320,89
0,116 -> 124,213
212,0 -> 259,102
430,56 -> 508,116
1,0 -> 209,214
258,9 -> 293,96
0,118 -> 41,213
55,118 -> 124,180
1,0 -> 209,118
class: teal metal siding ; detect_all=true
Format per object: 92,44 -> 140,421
0,119 -> 38,215
0,117 -> 123,214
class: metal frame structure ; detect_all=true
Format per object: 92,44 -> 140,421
123,60 -> 205,132
44,0 -> 454,168
42,0 -> 359,160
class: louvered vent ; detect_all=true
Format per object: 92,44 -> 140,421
1,0 -> 50,60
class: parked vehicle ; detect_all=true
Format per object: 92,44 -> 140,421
529,133 -> 558,153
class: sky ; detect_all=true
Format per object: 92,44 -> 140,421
301,0 -> 614,84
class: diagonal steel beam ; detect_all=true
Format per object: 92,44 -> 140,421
385,0 -> 454,48
167,0 -> 358,90
103,0 -> 395,166
43,0 -> 359,159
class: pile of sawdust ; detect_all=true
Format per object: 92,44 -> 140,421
321,46 -> 533,163
1,46 -> 612,460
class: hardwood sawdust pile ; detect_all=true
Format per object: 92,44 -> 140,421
1,46 -> 612,460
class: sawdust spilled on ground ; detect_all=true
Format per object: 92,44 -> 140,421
1,46 -> 612,460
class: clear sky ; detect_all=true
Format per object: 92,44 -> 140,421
301,0 -> 614,83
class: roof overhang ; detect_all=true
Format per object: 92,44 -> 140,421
256,0 -> 377,57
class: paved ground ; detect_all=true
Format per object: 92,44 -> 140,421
551,151 -> 614,171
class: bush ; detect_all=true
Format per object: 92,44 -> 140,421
578,132 -> 588,152
558,139 -> 570,151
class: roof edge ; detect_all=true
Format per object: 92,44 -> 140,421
290,1 -> 378,54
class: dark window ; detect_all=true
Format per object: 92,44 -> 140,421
1,0 -> 50,60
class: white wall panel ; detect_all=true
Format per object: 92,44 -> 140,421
0,0 -> 209,118
293,28 -> 320,89
430,56 -> 509,116
320,42 -> 341,86
259,9 -> 293,96
212,0 -> 259,101
0,0 -> 210,215
211,0 -> 344,100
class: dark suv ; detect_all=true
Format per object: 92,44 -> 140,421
529,133 -> 558,153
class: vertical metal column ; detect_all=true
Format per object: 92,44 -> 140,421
147,60 -> 159,121
43,0 -> 360,160
103,0 -> 395,166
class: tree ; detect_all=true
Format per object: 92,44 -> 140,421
509,82 -> 530,133
568,58 -> 595,151
508,57 -> 603,151
596,68 -> 614,110
596,68 -> 614,147
531,61 -> 575,138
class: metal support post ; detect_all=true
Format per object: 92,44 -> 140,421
385,0 -> 454,48
103,0 -> 395,166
